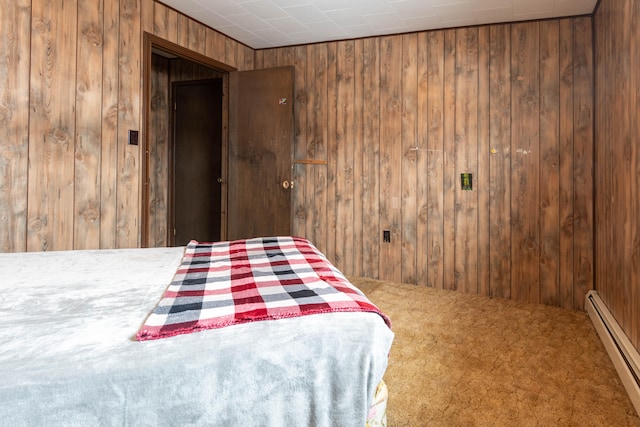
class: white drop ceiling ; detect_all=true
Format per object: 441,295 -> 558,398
159,0 -> 597,49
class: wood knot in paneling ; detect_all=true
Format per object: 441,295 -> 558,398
104,104 -> 118,128
32,18 -> 50,35
28,215 -> 47,232
48,128 -> 69,145
77,81 -> 88,95
418,205 -> 428,222
0,103 -> 10,123
81,25 -> 103,48
404,147 -> 417,162
80,204 -> 99,223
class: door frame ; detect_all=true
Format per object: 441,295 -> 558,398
142,33 -> 235,247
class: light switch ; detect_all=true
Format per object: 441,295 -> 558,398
128,130 -> 139,145
461,173 -> 472,190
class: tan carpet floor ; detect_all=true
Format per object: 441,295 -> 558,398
352,277 -> 640,427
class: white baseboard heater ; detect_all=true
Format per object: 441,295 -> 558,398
586,290 -> 640,416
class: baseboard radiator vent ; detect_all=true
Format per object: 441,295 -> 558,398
586,290 -> 640,416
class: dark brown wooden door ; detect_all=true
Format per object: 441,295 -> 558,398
228,66 -> 294,240
172,79 -> 223,245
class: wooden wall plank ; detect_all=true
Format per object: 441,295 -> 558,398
632,0 -> 640,349
477,26 -> 491,297
254,50 -> 264,69
539,20 -> 561,306
262,48 -> 278,69
603,2 -> 614,311
141,0 -> 154,34
442,29 -> 456,291
454,27 -> 479,294
401,33 -> 418,284
618,1 -> 631,332
205,28 -> 226,64
117,0 -> 141,248
100,0 -> 119,249
612,4 -> 626,323
303,44 -> 316,243
593,7 -> 603,310
165,7 -> 178,44
292,45 -> 308,239
416,32 -> 429,287
148,54 -> 169,247
224,38 -> 238,68
510,22 -> 540,304
559,18 -> 575,310
594,3 -> 608,308
312,43 -> 328,255
353,39 -> 364,277
324,42 -> 337,262
188,19 -> 205,55
74,0 -> 103,249
152,0 -> 167,40
176,13 -> 189,50
154,3 -> 177,44
379,35 -> 403,283
277,46 -> 294,67
362,37 -> 380,278
0,0 -> 30,252
242,45 -> 254,71
426,30 -> 445,289
488,24 -> 512,298
27,0 -> 78,251
607,1 -> 623,320
236,43 -> 247,70
334,40 -> 355,274
572,17 -> 594,311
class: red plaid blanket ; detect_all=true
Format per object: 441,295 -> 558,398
136,236 -> 391,341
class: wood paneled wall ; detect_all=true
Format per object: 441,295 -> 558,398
594,0 -> 640,350
256,17 -> 594,310
0,0 -> 597,311
0,0 -> 252,252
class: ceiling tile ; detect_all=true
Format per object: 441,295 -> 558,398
282,4 -> 328,24
391,1 -> 437,17
324,8 -> 369,27
240,1 -> 289,20
198,0 -> 246,15
227,12 -> 272,31
472,7 -> 513,23
348,0 -> 396,15
266,16 -> 310,33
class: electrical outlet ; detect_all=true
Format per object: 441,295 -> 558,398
383,230 -> 391,243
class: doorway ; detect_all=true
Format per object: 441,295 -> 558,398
142,33 -> 295,248
171,79 -> 223,245
143,34 -> 234,248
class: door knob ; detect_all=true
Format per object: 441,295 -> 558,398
217,177 -> 223,184
282,180 -> 294,189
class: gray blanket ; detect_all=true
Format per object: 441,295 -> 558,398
0,247 -> 393,426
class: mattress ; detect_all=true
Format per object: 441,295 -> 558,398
0,245 -> 393,426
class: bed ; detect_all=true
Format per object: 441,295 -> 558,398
0,236 -> 393,426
